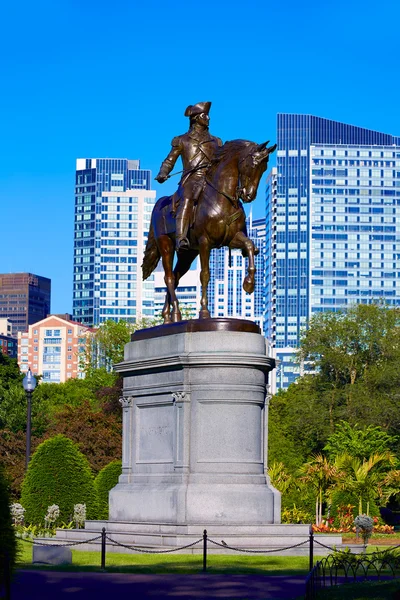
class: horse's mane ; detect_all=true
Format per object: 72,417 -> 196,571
207,139 -> 255,176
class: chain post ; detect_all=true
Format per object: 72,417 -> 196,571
309,524 -> 314,572
101,527 -> 106,570
203,529 -> 207,572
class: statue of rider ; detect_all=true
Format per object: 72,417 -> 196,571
155,101 -> 223,251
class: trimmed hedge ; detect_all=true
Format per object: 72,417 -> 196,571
20,434 -> 98,524
0,466 -> 17,585
94,460 -> 122,519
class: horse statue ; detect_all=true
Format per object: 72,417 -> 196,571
142,139 -> 276,323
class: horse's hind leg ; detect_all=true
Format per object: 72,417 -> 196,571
173,250 -> 198,318
230,231 -> 256,294
159,236 -> 181,323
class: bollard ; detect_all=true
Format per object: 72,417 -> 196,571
203,529 -> 207,572
101,527 -> 106,570
309,524 -> 314,572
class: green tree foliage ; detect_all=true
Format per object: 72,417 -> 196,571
82,317 -> 161,372
324,421 -> 398,461
0,353 -> 21,389
44,402 -> 122,475
0,465 -> 18,583
20,434 -> 98,524
298,303 -> 400,386
270,303 -> 400,470
334,451 -> 396,515
94,460 -> 122,519
0,385 -> 49,436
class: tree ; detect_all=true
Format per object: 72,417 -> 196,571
270,303 -> 400,463
298,454 -> 338,525
44,402 -> 122,475
0,353 -> 22,389
298,303 -> 400,387
0,465 -> 18,584
20,434 -> 98,524
334,451 -> 396,515
324,421 -> 398,462
81,317 -> 161,373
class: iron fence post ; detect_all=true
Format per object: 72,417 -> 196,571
309,524 -> 314,572
101,527 -> 106,570
203,529 -> 207,572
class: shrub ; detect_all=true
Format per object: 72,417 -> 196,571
330,490 -> 380,526
20,434 -> 98,524
0,466 -> 18,585
281,504 -> 312,524
94,460 -> 122,519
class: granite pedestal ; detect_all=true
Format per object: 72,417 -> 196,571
109,318 -> 281,532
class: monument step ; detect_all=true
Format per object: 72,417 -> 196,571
84,520 -> 312,536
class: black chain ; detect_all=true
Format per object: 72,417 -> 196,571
16,534 -> 103,547
207,537 -> 309,554
105,535 -> 203,554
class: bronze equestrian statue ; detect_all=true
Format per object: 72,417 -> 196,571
155,101 -> 222,252
142,102 -> 276,323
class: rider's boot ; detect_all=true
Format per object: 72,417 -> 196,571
175,200 -> 191,252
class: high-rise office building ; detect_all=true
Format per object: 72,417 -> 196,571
208,214 -> 267,332
73,159 -> 156,326
266,115 -> 400,390
0,273 -> 51,336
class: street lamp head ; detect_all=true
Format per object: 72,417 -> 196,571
23,367 -> 37,393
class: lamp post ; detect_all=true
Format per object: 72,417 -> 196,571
22,367 -> 37,470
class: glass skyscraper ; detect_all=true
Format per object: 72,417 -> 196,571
266,115 -> 400,389
73,158 -> 155,326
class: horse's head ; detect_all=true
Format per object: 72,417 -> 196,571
238,141 -> 277,203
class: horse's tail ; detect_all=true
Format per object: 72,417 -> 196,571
142,220 -> 160,280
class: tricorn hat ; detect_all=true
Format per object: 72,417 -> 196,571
184,101 -> 212,118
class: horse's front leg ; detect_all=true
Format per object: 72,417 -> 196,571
230,231 -> 256,294
160,236 -> 181,323
198,237 -> 211,319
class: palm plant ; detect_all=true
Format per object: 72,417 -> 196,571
298,454 -> 338,526
267,461 -> 293,494
333,452 -> 396,515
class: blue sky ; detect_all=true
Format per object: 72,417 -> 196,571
1,0 -> 399,313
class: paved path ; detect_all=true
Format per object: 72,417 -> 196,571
11,570 -> 306,599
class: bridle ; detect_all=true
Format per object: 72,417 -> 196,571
205,148 -> 258,208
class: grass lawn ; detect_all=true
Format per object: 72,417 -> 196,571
16,541 -> 313,574
316,580 -> 400,599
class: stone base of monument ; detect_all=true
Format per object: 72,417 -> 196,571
111,319 -> 280,527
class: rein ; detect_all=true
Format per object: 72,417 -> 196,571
204,178 -> 240,208
204,149 -> 252,207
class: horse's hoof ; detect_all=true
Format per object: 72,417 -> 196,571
163,316 -> 172,324
199,309 -> 211,319
243,278 -> 255,294
172,312 -> 182,323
